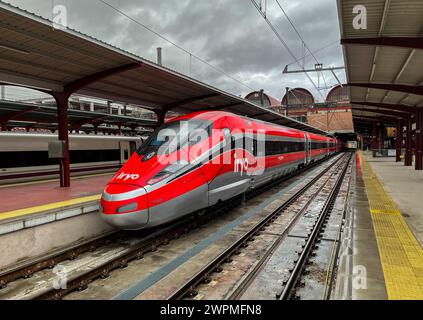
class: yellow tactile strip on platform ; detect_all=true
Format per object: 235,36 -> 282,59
360,152 -> 423,299
0,194 -> 101,222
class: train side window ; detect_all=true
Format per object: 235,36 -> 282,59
253,138 -> 258,156
244,136 -> 254,156
231,135 -> 242,150
0,149 -> 121,169
222,128 -> 231,142
189,125 -> 212,147
222,128 -> 231,152
264,140 -> 305,156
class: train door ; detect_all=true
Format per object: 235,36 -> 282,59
119,141 -> 130,165
207,129 -> 250,205
305,134 -> 311,165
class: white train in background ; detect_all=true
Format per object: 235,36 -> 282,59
346,140 -> 358,150
0,132 -> 143,185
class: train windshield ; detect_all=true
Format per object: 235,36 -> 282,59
137,119 -> 212,157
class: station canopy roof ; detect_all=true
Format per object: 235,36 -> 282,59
0,2 -> 328,136
2,120 -> 151,135
0,100 -> 155,133
338,0 -> 423,130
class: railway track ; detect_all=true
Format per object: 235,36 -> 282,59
277,153 -> 352,299
166,153 -> 352,300
0,154 -> 342,300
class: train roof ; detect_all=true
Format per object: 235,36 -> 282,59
168,111 -> 333,139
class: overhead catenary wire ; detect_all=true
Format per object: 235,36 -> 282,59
286,40 -> 339,67
249,0 -> 325,100
274,0 -> 328,93
275,1 -> 325,65
97,0 -> 255,91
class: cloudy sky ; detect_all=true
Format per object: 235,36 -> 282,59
5,0 -> 345,102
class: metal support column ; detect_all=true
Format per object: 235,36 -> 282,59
285,87 -> 289,117
405,116 -> 413,166
379,125 -> 384,150
371,123 -> 377,150
415,109 -> 423,170
259,89 -> 264,107
396,120 -> 403,162
155,109 -> 166,127
380,126 -> 386,150
108,100 -> 112,115
52,92 -> 71,187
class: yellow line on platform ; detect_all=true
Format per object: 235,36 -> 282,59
0,194 -> 101,221
360,152 -> 423,300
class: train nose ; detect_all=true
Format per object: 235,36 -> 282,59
100,184 -> 149,230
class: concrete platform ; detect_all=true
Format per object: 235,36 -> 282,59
334,153 -> 388,300
335,152 -> 423,300
0,173 -> 112,235
364,153 -> 423,246
353,152 -> 423,299
0,174 -> 115,270
351,166 -> 388,299
0,173 -> 111,216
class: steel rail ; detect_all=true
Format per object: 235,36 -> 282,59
278,153 -> 352,300
322,156 -> 354,300
228,156 -> 349,299
166,153 -> 348,300
0,230 -> 121,289
38,156 -> 337,300
0,154 -> 338,299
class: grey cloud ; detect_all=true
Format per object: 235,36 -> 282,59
6,0 -> 345,102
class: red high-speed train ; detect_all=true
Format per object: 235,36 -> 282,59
100,111 -> 339,230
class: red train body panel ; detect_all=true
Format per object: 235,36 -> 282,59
100,111 -> 339,230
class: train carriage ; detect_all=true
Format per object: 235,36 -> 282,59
0,133 -> 142,184
100,111 -> 339,230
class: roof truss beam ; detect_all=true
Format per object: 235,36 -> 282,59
0,106 -> 39,123
162,93 -> 221,111
348,83 -> 423,96
251,112 -> 271,117
0,70 -> 63,92
353,115 -> 397,124
209,102 -> 243,110
352,107 -> 408,118
65,63 -> 141,94
341,37 -> 423,49
351,101 -> 417,113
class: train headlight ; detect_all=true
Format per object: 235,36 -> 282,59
147,159 -> 189,185
117,202 -> 137,213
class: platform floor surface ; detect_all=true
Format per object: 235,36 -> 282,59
360,152 -> 423,299
0,174 -> 112,220
364,153 -> 423,246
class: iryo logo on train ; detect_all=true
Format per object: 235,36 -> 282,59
115,172 -> 140,181
234,154 -> 249,176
